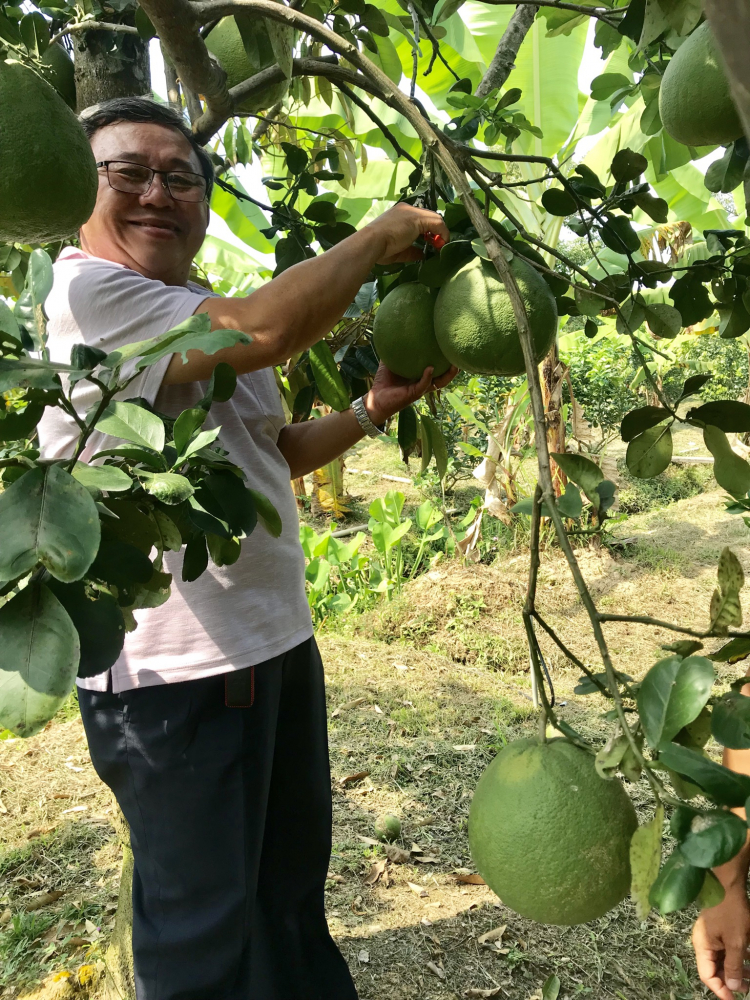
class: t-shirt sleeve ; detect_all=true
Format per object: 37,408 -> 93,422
46,258 -> 211,406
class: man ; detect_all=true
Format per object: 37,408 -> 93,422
38,96 -> 454,1000
692,718 -> 750,1000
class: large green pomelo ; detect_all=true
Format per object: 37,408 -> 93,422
373,282 -> 450,380
205,16 -> 289,114
435,256 -> 557,376
469,738 -> 638,925
0,60 -> 98,244
659,22 -> 742,147
41,43 -> 76,110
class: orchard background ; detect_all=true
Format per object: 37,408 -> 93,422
3,0 -> 750,997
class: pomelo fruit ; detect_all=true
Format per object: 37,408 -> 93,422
374,813 -> 402,843
205,16 -> 289,114
469,738 -> 638,925
41,43 -> 76,110
373,282 -> 451,380
434,256 -> 557,377
659,22 -> 742,147
0,59 -> 98,244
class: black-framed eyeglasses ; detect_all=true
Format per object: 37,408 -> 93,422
96,160 -> 208,203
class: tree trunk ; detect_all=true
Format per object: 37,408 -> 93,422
541,343 -> 567,494
103,805 -> 136,1000
73,30 -> 151,113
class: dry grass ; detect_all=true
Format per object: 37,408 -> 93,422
2,468 -> 745,999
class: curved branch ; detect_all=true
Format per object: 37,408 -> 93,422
49,20 -> 140,45
474,0 -> 626,26
336,82 -> 420,169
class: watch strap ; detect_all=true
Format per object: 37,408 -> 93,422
352,396 -> 384,438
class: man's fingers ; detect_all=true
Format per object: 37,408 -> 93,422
409,366 -> 434,399
725,942 -> 750,993
431,365 -> 459,390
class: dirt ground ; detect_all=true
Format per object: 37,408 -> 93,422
0,438 -> 742,1000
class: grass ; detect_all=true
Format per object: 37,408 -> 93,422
1,439 -> 746,999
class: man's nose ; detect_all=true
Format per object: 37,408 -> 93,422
140,173 -> 174,208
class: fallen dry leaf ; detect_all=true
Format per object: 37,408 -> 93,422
339,771 -> 370,785
363,859 -> 387,886
326,872 -> 344,883
373,704 -> 383,714
464,988 -> 504,998
14,877 -> 42,889
413,854 -> 440,864
407,881 -> 428,898
357,949 -> 370,964
357,835 -> 380,847
384,844 -> 411,864
25,890 -> 64,912
61,806 -> 88,815
478,925 -> 507,946
0,795 -> 7,814
426,961 -> 446,980
453,872 -> 486,885
52,793 -> 70,801
452,744 -> 477,752
0,908 -> 11,926
332,697 -> 367,718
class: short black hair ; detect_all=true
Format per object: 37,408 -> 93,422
79,97 -> 214,199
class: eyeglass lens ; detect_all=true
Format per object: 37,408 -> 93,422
106,162 -> 206,202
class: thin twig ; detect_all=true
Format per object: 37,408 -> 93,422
407,1 -> 420,100
337,82 -> 421,168
50,20 -> 139,45
474,0 -> 626,27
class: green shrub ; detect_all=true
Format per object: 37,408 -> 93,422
662,336 -> 748,404
616,462 -> 713,514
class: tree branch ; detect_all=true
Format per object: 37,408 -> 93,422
476,3 -> 537,98
49,20 -> 139,45
337,82 -> 420,168
474,0 -> 625,27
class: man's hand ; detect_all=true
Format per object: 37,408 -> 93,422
365,203 -> 450,265
693,885 -> 750,1000
364,362 -> 458,426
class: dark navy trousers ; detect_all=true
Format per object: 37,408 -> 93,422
79,637 -> 357,1000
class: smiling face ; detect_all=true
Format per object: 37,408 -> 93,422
79,121 -> 210,287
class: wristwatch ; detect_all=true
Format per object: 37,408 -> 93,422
352,396 -> 385,438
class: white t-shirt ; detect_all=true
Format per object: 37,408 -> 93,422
37,248 -> 312,693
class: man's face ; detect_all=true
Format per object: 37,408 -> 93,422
80,121 -> 209,285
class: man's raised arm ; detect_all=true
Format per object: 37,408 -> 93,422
163,203 -> 448,384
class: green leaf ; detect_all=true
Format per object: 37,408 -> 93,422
421,414 -> 448,482
630,805 -> 664,920
541,975 -> 560,1000
626,425 -> 673,479
94,401 -> 165,452
135,5 -> 156,39
397,404 -> 418,460
175,426 -> 221,464
679,374 -> 712,401
0,402 -> 44,442
14,249 -> 53,352
549,452 -> 603,503
649,848 -> 705,915
710,546 -> 745,634
620,406 -> 671,442
600,216 -> 641,254
173,407 -> 208,457
0,465 -> 100,584
182,535 -> 208,583
102,313 -> 250,372
361,2 -> 389,36
641,301 -> 682,338
207,362 -> 237,404
541,188 -> 578,216
557,482 -> 583,519
696,869 -> 726,910
204,472 -> 257,537
680,811 -> 748,869
207,533 -> 241,568
640,98 -> 662,136
281,141 -> 308,175
590,72 -> 632,102
710,637 -> 750,664
658,742 -> 750,807
152,509 -> 183,552
611,148 -> 648,183
137,471 -> 195,505
420,415 -> 433,474
705,142 -> 748,194
0,357 -> 69,393
637,655 -> 715,748
704,426 -> 750,499
689,401 -> 750,433
309,341 -> 350,412
72,463 -> 132,493
46,579 -> 125,679
0,584 -> 79,737
248,489 -> 282,537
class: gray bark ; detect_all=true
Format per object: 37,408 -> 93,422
702,2 -> 750,143
73,29 -> 151,113
476,4 -> 538,98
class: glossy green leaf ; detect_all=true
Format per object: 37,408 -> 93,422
173,407 -> 208,457
710,637 -> 750,664
689,401 -> 750,433
696,870 -> 726,910
422,414 -> 448,481
207,533 -> 241,567
557,482 -> 583,519
248,489 -> 282,537
658,742 -> 750,807
637,655 -> 714,748
14,249 -> 53,352
630,805 -> 664,920
175,426 -> 221,464
600,216 -> 640,254
152,509 -> 183,552
397,404 -> 418,459
137,471 -> 195,505
204,472 -> 257,537
626,425 -> 673,479
0,465 -> 100,584
102,313 -> 250,373
0,402 -> 44,442
611,148 -> 648,183
46,579 -> 125,679
541,975 -> 560,1000
0,585 -> 79,737
182,535 -> 208,583
95,401 -> 165,452
72,463 -> 132,493
541,187 -> 577,216
620,406 -> 671,443
704,426 -> 750,499
309,341 -> 350,412
680,811 -> 748,869
642,302 -> 682,338
549,452 -> 602,500
649,848 -> 705,915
